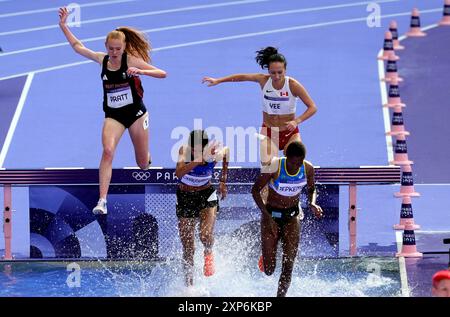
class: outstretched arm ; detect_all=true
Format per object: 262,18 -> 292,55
175,146 -> 202,179
58,7 -> 104,64
202,73 -> 266,87
305,161 -> 323,219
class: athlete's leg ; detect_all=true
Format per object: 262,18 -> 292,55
178,217 -> 196,286
128,113 -> 151,170
260,210 -> 280,276
260,132 -> 279,204
260,129 -> 280,173
199,206 -> 217,276
277,216 -> 300,297
99,118 -> 126,199
199,206 -> 217,253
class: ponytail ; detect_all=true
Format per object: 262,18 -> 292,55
106,27 -> 152,63
255,46 -> 287,69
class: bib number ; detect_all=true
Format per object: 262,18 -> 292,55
107,86 -> 134,108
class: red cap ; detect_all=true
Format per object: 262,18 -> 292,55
432,270 -> 450,287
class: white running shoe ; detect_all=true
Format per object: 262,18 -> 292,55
92,198 -> 107,215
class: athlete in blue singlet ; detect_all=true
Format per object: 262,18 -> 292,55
175,130 -> 229,287
252,141 -> 323,297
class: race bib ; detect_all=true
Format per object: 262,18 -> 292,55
143,116 -> 149,130
180,174 -> 211,187
275,183 -> 304,196
107,86 -> 134,108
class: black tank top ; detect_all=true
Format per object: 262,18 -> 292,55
101,52 -> 145,111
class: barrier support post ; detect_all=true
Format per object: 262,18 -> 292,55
3,185 -> 12,260
349,183 -> 357,256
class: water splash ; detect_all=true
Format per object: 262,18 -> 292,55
0,223 -> 401,297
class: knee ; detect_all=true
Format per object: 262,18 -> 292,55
261,161 -> 276,174
137,160 -> 150,170
102,147 -> 115,162
200,231 -> 212,245
136,155 -> 150,170
181,238 -> 194,253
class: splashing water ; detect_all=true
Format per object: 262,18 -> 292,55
0,222 -> 401,297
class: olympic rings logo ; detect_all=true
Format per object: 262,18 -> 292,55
132,171 -> 151,181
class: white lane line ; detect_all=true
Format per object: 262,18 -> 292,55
0,8 -> 443,81
123,166 -> 164,169
0,0 -> 270,36
395,231 -> 410,297
393,20 -> 440,297
44,167 -> 85,170
0,0 -> 400,57
421,23 -> 439,31
382,22 -> 441,164
377,49 -> 394,163
0,73 -> 34,167
0,0 -> 137,18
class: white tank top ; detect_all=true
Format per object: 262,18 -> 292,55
262,76 -> 297,115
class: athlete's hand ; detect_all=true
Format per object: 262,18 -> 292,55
58,7 -> 69,25
310,203 -> 323,219
202,77 -> 219,87
127,67 -> 141,76
219,182 -> 227,200
203,140 -> 221,163
285,120 -> 298,132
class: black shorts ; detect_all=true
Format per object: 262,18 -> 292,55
104,103 -> 147,129
266,204 -> 300,226
176,186 -> 219,218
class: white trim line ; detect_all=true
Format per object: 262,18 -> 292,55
0,8 -> 443,81
0,0 -> 138,18
414,183 -> 450,186
396,231 -> 410,297
377,52 -> 394,163
123,166 -> 164,169
44,167 -> 85,170
421,23 -> 439,31
359,165 -> 397,168
381,22 -> 442,175
0,73 -> 34,168
0,61 -> 92,81
0,0 -> 398,45
0,0 -> 270,36
414,230 -> 450,234
0,0 -> 401,57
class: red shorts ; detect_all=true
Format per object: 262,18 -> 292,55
260,123 -> 300,150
